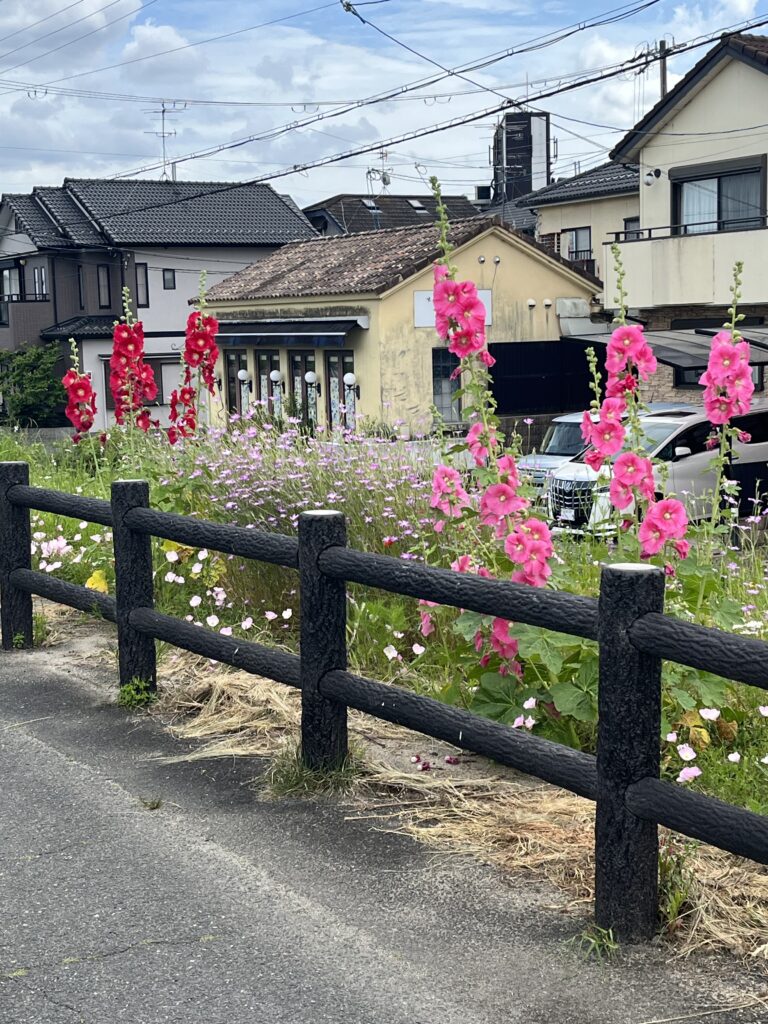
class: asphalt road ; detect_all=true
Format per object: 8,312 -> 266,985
0,646 -> 763,1024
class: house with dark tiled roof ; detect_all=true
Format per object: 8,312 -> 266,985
0,178 -> 315,427
203,216 -> 601,431
302,193 -> 480,236
594,31 -> 768,402
515,162 -> 640,281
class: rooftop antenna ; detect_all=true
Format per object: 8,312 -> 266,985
144,101 -> 186,180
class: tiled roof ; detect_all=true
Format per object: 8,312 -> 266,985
303,193 -> 480,234
41,315 -> 116,339
483,198 -> 538,232
1,179 -> 316,251
63,179 -> 317,246
206,215 -> 600,303
4,194 -> 72,249
611,32 -> 768,161
518,162 -> 639,206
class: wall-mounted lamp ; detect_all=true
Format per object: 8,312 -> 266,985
343,371 -> 360,400
269,368 -> 285,392
215,376 -> 223,393
18,258 -> 26,267
492,256 -> 501,265
304,370 -> 321,398
644,168 -> 662,187
527,298 -> 536,309
237,367 -> 253,392
477,255 -> 486,264
543,298 -> 552,309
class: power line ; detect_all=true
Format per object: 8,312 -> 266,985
0,0 -> 87,49
39,2 -> 340,86
108,0 -> 676,179
0,0 -> 124,66
0,0 -> 158,77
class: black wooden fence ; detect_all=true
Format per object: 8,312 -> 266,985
1,460 -> 767,943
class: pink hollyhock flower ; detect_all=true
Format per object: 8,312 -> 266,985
609,324 -> 646,363
703,390 -> 735,425
591,418 -> 625,456
614,451 -> 653,490
433,278 -> 465,317
496,454 -> 521,489
652,497 -> 688,535
673,538 -> 690,559
599,397 -> 626,423
584,449 -> 605,472
433,263 -> 450,284
478,349 -> 496,367
480,484 -> 527,527
706,338 -> 745,384
466,422 -> 496,465
451,554 -> 473,573
419,611 -> 435,637
738,430 -> 751,443
448,328 -> 486,359
605,372 -> 638,399
490,618 -> 519,660
609,478 -> 633,510
634,344 -> 657,380
457,295 -> 486,333
677,766 -> 702,783
581,410 -> 595,444
432,464 -> 463,495
474,629 -> 485,653
430,464 -> 470,517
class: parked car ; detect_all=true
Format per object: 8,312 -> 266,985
547,404 -> 768,530
519,404 -> 694,492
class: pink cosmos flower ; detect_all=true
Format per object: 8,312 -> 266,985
677,766 -> 702,783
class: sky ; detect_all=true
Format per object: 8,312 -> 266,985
0,0 -> 762,207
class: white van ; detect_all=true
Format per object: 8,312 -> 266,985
518,413 -> 588,490
547,404 -> 768,530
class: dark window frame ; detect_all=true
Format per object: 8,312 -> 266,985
674,363 -> 765,392
97,265 -> 111,309
565,225 -> 592,260
623,216 -> 641,240
255,349 -> 281,404
670,155 -> 766,235
135,262 -> 149,308
162,268 -> 176,290
224,348 -> 249,415
325,349 -> 355,428
432,347 -> 461,423
289,349 -> 318,422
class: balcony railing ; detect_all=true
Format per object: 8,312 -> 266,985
567,249 -> 596,276
610,213 -> 768,243
0,292 -> 51,303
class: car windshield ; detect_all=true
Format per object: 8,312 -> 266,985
574,420 -> 680,463
540,422 -> 586,456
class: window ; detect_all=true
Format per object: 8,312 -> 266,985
77,265 -> 85,310
566,226 -> 592,260
162,269 -> 176,290
255,350 -> 281,408
97,265 -> 111,308
408,199 -> 428,213
32,265 -> 47,298
289,350 -> 318,423
362,198 -> 380,211
657,421 -> 713,461
674,364 -> 764,392
135,263 -> 149,307
225,349 -> 249,416
623,216 -> 641,240
432,349 -> 461,423
0,266 -> 20,299
325,350 -> 355,429
673,163 -> 764,234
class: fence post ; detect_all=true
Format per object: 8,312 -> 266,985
596,562 -> 665,942
298,510 -> 348,770
111,480 -> 156,692
0,461 -> 32,650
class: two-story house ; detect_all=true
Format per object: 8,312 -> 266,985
605,32 -> 768,331
0,178 -> 316,427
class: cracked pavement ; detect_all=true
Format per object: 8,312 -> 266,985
0,644 -> 765,1024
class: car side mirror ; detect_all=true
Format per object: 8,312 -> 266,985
674,446 -> 692,460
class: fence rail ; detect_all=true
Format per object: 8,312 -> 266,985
0,459 -> 766,945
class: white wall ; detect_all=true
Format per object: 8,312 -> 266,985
129,246 -> 273,332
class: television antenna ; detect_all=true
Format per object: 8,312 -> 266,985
144,101 -> 186,180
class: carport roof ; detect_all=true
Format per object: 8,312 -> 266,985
562,326 -> 768,368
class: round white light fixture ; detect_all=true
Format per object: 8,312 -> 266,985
343,372 -> 357,387
236,368 -> 249,382
269,369 -> 283,383
304,371 -> 317,385
527,298 -> 536,309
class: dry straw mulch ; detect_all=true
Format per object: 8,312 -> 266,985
156,657 -> 768,964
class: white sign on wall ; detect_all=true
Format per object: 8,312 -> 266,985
414,289 -> 493,328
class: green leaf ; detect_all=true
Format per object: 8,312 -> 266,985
550,681 -> 598,722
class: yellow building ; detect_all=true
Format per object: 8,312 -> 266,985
204,216 -> 600,433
